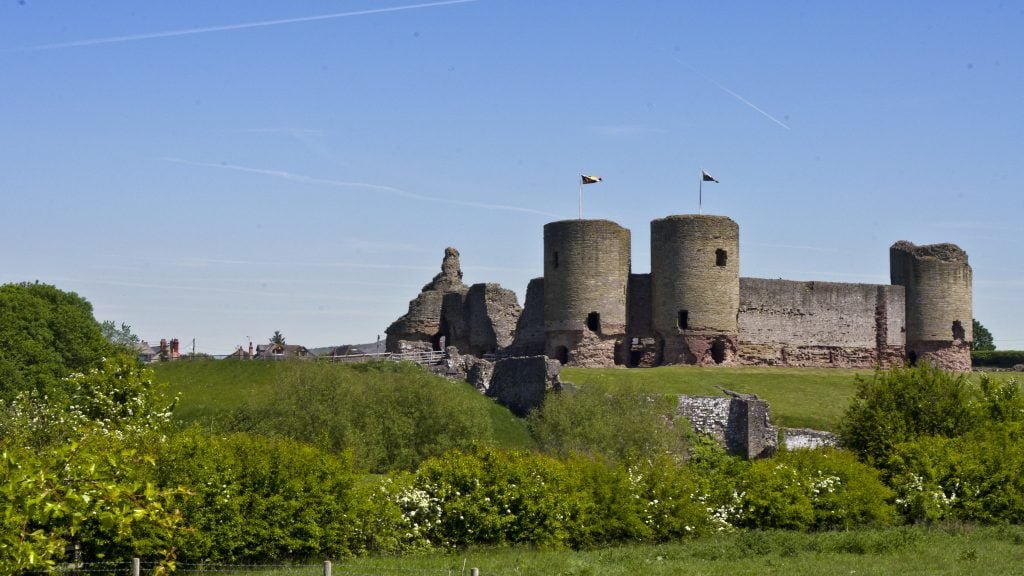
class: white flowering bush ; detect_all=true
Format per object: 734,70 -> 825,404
731,448 -> 895,531
0,353 -> 183,573
410,448 -> 574,548
888,420 -> 1024,524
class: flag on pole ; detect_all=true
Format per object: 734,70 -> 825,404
581,174 -> 603,184
701,170 -> 719,183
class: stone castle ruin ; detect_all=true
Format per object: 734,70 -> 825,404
387,214 -> 973,372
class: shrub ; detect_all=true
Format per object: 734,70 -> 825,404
887,421 -> 1024,524
527,385 -> 689,462
151,429 -> 358,563
972,350 -> 1024,368
408,448 -> 573,548
225,362 -> 494,472
838,363 -> 977,465
732,448 -> 896,531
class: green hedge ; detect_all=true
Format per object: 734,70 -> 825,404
972,350 -> 1024,368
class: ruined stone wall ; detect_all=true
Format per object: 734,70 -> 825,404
486,355 -> 563,417
509,278 -> 545,356
676,395 -> 777,458
464,283 -> 521,357
627,273 -> 653,337
441,291 -> 470,351
890,241 -> 973,371
737,278 -> 906,368
650,215 -> 740,365
625,273 -> 658,367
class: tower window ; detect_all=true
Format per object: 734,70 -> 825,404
586,311 -> 601,333
553,251 -> 559,269
716,248 -> 728,267
678,310 -> 689,330
952,320 -> 965,340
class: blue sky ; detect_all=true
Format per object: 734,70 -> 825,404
2,0 -> 1022,353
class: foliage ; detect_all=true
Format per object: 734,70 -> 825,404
730,448 -> 896,531
972,319 -> 995,351
0,354 -> 174,449
151,429 -> 358,563
101,320 -> 141,347
887,422 -> 1024,524
221,362 -> 496,472
527,385 -> 690,461
391,448 -> 727,551
972,349 -> 1024,368
0,433 -> 184,574
0,282 -> 111,399
838,363 -> 977,465
0,355 -> 182,573
270,330 -> 285,345
406,448 -> 574,548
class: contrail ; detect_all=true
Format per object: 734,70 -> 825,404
11,0 -> 479,52
163,157 -> 562,218
675,58 -> 790,130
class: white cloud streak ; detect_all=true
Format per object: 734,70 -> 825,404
675,58 -> 790,130
11,0 -> 479,52
163,157 -> 563,218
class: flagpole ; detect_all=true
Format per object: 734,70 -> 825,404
699,173 -> 703,215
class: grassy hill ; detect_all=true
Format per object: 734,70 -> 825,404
154,359 -> 535,458
562,366 -> 866,431
156,360 -> 1014,452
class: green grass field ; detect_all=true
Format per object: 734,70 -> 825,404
562,365 -> 867,431
158,360 -> 1017,437
167,526 -> 1024,575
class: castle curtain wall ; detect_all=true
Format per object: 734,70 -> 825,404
736,278 -> 906,368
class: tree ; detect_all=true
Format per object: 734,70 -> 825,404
100,320 -> 140,347
838,363 -> 977,465
270,330 -> 286,345
0,282 -> 111,399
972,318 -> 995,351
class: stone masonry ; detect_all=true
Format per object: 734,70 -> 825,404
387,214 -> 973,371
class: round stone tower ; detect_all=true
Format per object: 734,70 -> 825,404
890,241 -> 973,371
650,215 -> 740,365
543,219 -> 630,366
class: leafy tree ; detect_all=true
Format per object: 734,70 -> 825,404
973,318 -> 995,351
838,363 -> 977,465
270,330 -> 286,345
100,320 -> 141,347
0,282 -> 111,399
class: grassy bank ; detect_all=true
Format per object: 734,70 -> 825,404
154,359 -> 535,451
561,366 -> 865,431
563,366 -> 1019,431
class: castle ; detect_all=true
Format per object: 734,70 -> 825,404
386,214 -> 973,371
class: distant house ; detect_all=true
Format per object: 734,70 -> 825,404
135,341 -> 160,364
254,343 -> 315,360
323,345 -> 367,358
223,346 -> 252,360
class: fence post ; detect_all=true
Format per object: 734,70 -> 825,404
132,558 -> 140,576
470,568 -> 479,576
323,560 -> 332,576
